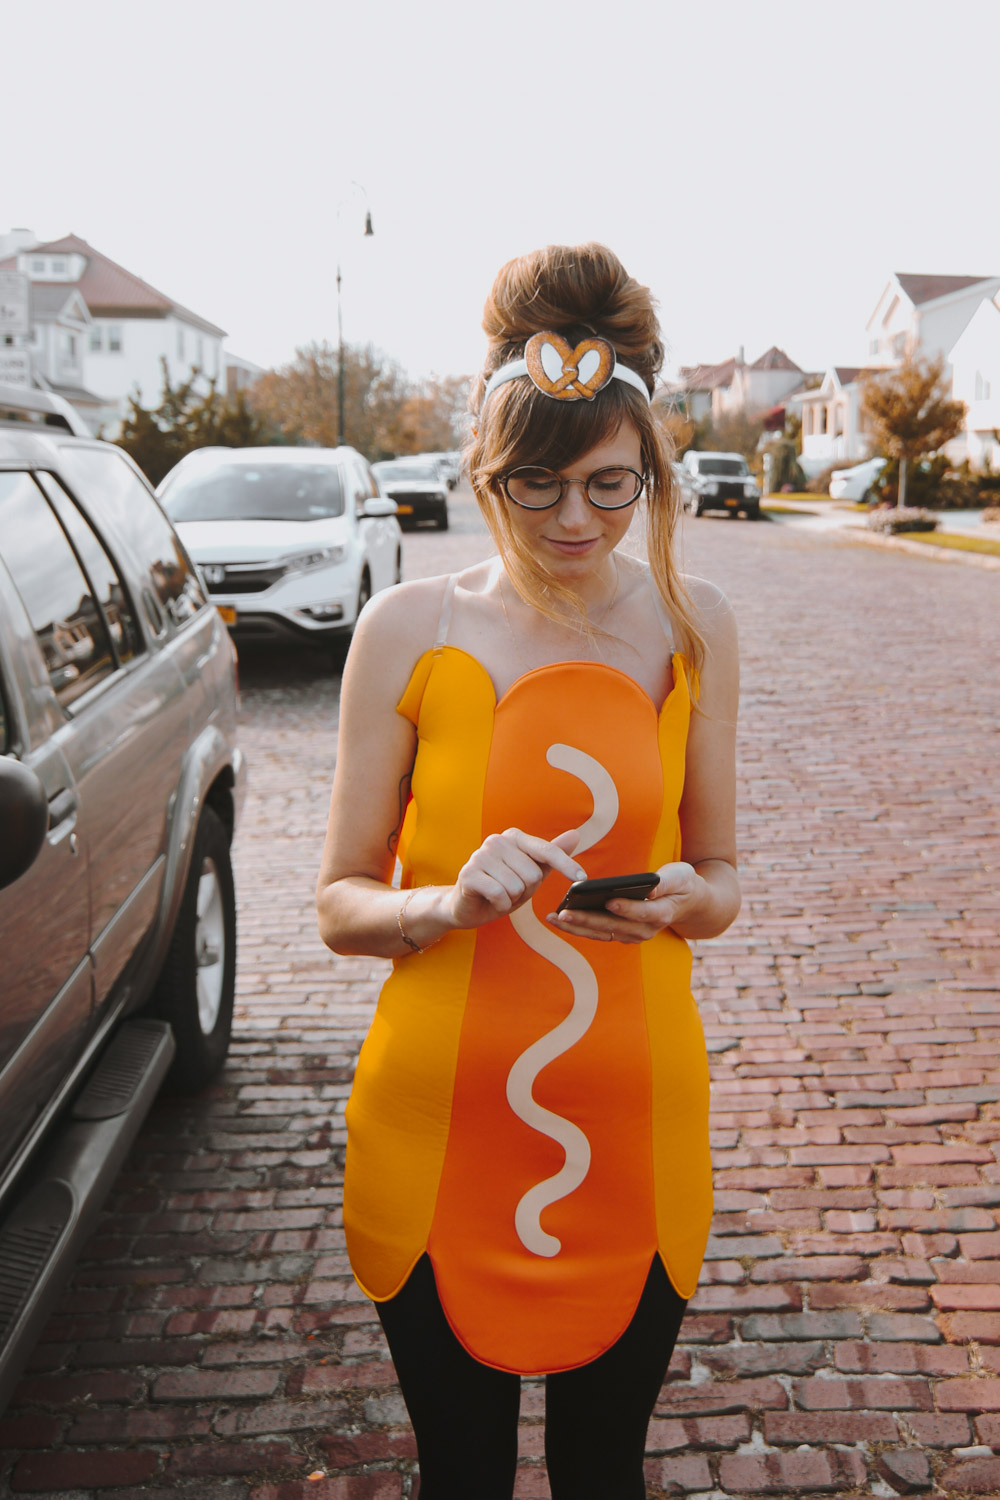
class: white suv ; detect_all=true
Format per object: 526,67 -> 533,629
157,447 -> 402,655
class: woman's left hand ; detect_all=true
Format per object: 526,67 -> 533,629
546,862 -> 705,945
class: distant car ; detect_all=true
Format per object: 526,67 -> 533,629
157,447 -> 402,657
828,457 -> 886,502
671,461 -> 698,512
681,451 -> 761,518
421,451 -> 462,489
0,426 -> 244,1412
372,459 -> 450,530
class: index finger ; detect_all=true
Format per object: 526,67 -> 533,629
506,828 -> 586,882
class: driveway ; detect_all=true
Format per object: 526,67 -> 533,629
2,494 -> 998,1498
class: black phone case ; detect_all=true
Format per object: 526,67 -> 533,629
556,872 -> 659,913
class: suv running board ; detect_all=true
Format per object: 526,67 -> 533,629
0,1019 -> 175,1414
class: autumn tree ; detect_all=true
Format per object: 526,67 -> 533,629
115,362 -> 272,486
859,354 -> 966,506
250,343 -> 470,460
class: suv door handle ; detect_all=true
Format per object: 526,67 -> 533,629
48,788 -> 77,830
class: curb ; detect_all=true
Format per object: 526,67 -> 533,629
831,525 -> 1000,571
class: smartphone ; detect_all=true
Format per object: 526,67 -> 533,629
556,872 -> 660,913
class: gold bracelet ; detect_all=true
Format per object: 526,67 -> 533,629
397,889 -> 428,955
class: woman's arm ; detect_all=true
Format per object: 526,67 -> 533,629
316,579 -> 586,959
549,577 -> 740,945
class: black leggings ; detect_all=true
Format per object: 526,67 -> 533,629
375,1254 -> 687,1500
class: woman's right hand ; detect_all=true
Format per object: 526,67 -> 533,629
444,828 -> 585,932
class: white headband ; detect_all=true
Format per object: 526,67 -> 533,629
480,332 -> 651,413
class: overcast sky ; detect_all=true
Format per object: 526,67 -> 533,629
7,0 -> 997,386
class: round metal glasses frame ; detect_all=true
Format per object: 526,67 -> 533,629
501,465 -> 645,511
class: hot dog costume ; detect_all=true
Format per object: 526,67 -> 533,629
343,572 -> 713,1376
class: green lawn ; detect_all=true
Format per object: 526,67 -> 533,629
899,531 -> 1000,557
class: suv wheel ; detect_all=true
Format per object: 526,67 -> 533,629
437,504 -> 449,531
146,806 -> 236,1092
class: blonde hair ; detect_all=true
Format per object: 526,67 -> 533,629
466,243 -> 705,675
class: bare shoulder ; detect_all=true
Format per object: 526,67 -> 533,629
682,573 -> 737,651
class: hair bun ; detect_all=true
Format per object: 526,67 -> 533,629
482,243 -> 662,385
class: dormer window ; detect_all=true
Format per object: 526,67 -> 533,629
31,258 -> 45,274
52,258 -> 67,276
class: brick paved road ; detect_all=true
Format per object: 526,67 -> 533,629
2,491 -> 998,1498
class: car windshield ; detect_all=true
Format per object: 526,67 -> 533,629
163,464 -> 345,522
695,458 -> 749,477
376,464 -> 435,482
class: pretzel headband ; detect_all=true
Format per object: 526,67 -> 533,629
480,332 -> 651,412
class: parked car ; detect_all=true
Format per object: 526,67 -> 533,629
157,447 -> 402,657
681,451 -> 761,518
371,458 -> 450,530
828,457 -> 886,502
0,427 -> 245,1413
421,450 -> 462,489
671,461 -> 698,512
0,381 -> 92,437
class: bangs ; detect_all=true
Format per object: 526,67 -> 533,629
474,381 -> 651,487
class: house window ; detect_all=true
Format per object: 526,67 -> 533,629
892,332 -> 906,358
31,258 -> 45,274
51,258 -> 66,276
975,370 -> 992,401
90,327 -> 103,353
107,324 -> 122,353
60,333 -> 77,359
869,339 -> 879,356
177,326 -> 185,360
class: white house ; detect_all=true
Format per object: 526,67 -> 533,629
865,273 -> 1000,370
794,367 -> 876,469
794,272 -> 1000,473
950,294 -> 1000,471
0,230 -> 227,434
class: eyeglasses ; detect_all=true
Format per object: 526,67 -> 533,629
501,465 -> 645,511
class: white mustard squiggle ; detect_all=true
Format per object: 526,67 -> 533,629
504,744 -> 620,1257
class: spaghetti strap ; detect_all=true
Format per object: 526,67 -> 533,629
434,574 -> 458,649
646,571 -> 676,653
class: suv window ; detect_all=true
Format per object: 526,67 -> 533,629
58,447 -> 206,627
35,472 -> 140,666
0,472 -> 118,707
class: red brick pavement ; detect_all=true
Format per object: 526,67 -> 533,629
1,494 -> 998,1497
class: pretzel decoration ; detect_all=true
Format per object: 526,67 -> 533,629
524,332 -> 615,402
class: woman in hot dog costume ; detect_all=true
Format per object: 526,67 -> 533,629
317,243 -> 740,1499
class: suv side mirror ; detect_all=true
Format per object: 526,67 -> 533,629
0,758 -> 49,890
362,496 -> 399,518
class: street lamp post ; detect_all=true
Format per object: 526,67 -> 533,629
336,188 -> 374,447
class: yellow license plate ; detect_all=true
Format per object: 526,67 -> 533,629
217,605 -> 237,625
725,499 -> 738,507
395,503 -> 413,514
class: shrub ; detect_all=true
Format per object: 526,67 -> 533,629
763,438 -> 805,494
866,506 -> 938,534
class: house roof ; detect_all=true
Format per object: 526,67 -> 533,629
29,283 -> 91,322
0,233 -> 225,337
678,357 -> 737,391
895,273 -> 993,306
749,346 -> 802,372
833,366 -> 863,386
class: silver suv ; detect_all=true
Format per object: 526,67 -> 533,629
0,428 -> 245,1411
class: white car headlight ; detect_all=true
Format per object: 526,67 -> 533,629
284,545 -> 347,575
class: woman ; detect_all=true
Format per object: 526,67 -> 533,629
317,242 -> 740,1499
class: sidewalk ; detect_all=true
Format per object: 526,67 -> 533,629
763,496 -> 1000,570
0,510 -> 997,1498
